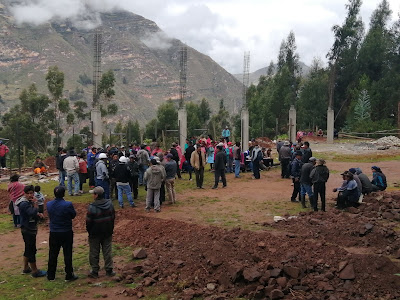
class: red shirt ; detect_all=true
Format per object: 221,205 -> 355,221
0,144 -> 9,157
7,181 -> 25,202
78,159 -> 88,174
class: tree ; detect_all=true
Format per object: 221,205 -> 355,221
98,70 -> 116,102
327,0 -> 364,126
199,98 -> 211,125
354,89 -> 371,121
77,73 -> 92,86
46,66 -> 65,147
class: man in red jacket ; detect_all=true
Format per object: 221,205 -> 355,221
0,140 -> 9,169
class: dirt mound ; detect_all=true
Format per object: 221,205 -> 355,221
44,156 -> 57,173
255,137 -> 275,149
104,210 -> 399,299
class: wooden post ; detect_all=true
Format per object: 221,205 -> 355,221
162,130 -> 166,151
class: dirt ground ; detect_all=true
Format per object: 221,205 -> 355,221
0,141 -> 399,299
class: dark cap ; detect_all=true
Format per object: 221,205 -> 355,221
166,153 -> 173,159
295,150 -> 303,156
349,168 -> 357,174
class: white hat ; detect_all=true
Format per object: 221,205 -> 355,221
119,156 -> 128,163
98,153 -> 107,159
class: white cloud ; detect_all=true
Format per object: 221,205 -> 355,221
7,0 -> 400,73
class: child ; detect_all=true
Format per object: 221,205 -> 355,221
34,186 -> 45,214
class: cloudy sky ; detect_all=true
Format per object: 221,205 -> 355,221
9,0 -> 400,74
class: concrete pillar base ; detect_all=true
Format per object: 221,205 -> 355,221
327,108 -> 334,144
288,105 -> 297,142
178,107 -> 187,150
241,108 -> 249,152
91,109 -> 102,148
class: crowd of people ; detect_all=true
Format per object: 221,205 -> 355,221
5,130 -> 390,281
277,140 -> 388,211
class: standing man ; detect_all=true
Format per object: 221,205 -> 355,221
299,157 -> 316,208
170,143 -> 182,179
127,155 -> 139,200
16,185 -> 46,278
222,126 -> 231,143
184,142 -> 195,181
114,156 -> 135,208
144,159 -> 166,212
301,141 -> 313,163
46,186 -> 77,281
87,147 -> 98,188
279,141 -> 291,179
63,150 -> 80,196
310,159 -> 330,211
56,149 -> 67,187
290,151 -> 303,202
191,145 -> 206,189
164,154 -> 177,204
95,153 -> 110,199
0,140 -> 9,169
108,154 -> 119,200
233,142 -> 241,178
137,145 -> 150,185
212,145 -> 227,189
86,187 -> 115,278
251,143 -> 263,179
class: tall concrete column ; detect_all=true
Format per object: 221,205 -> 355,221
91,109 -> 102,148
288,105 -> 296,143
178,107 -> 187,150
327,107 -> 334,143
241,108 -> 249,152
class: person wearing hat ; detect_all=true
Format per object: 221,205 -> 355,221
279,141 -> 291,179
310,159 -> 330,211
191,144 -> 207,188
33,156 -> 49,175
212,145 -> 227,189
0,140 -> 9,169
63,150 -> 80,196
169,143 -> 182,179
301,142 -> 312,163
333,171 -> 360,209
222,126 -> 231,143
86,186 -> 115,278
16,185 -> 46,278
371,166 -> 387,191
144,159 -> 166,212
46,186 -> 77,281
349,168 -> 373,195
127,155 -> 139,199
56,149 -> 68,187
165,154 -> 177,204
96,153 -> 110,199
290,150 -> 304,202
299,157 -> 316,208
114,156 -> 136,208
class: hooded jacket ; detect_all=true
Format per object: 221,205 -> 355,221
96,160 -> 109,180
310,165 -> 330,183
86,198 -> 115,238
16,196 -> 38,231
357,172 -> 373,193
300,162 -> 314,185
144,165 -> 166,189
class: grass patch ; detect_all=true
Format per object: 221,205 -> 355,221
0,214 -> 16,235
317,152 -> 400,163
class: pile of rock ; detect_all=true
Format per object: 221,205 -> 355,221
371,135 -> 400,148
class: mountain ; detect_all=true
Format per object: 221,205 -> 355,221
234,62 -> 310,86
0,2 -> 243,124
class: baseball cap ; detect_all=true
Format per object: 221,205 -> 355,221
89,186 -> 104,195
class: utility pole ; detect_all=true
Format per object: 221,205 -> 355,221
178,46 -> 188,150
91,29 -> 103,148
241,51 -> 250,152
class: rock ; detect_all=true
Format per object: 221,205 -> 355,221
243,267 -> 262,282
122,263 -> 143,275
270,289 -> 284,300
173,260 -> 185,268
317,281 -> 334,291
338,261 -> 348,272
382,211 -> 395,219
257,242 -> 266,248
276,277 -> 287,288
227,263 -> 243,283
209,256 -> 223,268
132,248 -> 147,259
206,283 -> 216,291
270,268 -> 282,278
137,291 -> 144,298
325,272 -> 335,280
143,277 -> 155,287
395,249 -> 400,259
217,273 -> 230,287
359,223 -> 374,236
268,278 -> 277,286
339,264 -> 355,280
283,266 -> 300,279
347,207 -> 359,214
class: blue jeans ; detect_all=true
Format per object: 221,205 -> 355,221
117,184 -> 134,207
59,170 -> 66,186
96,179 -> 110,199
301,183 -> 313,197
234,160 -> 241,177
67,172 -> 80,195
138,164 -> 148,185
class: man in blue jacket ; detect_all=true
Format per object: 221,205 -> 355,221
46,186 -> 77,281
290,151 -> 303,203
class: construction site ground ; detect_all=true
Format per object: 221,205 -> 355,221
0,139 -> 399,300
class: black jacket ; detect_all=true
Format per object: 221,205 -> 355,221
185,146 -> 195,163
310,165 -> 330,183
114,163 -> 131,183
86,199 -> 115,238
56,154 -> 67,171
302,148 -> 312,163
300,162 -> 314,185
170,148 -> 179,162
214,150 -> 227,170
127,161 -> 139,179
109,159 -> 119,178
